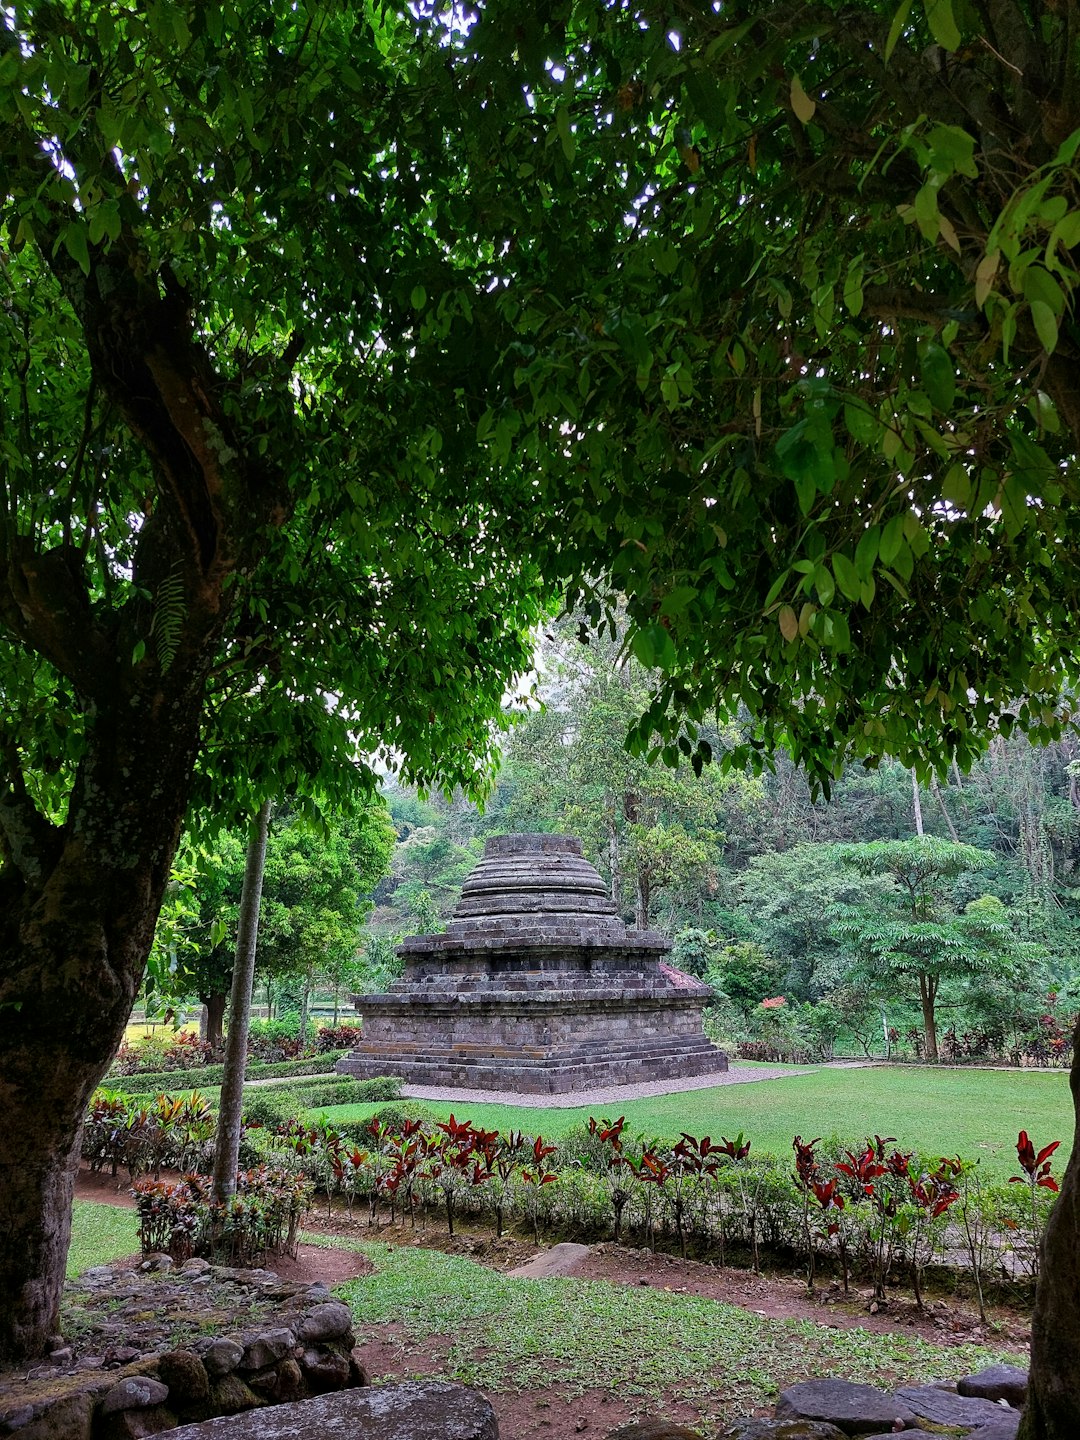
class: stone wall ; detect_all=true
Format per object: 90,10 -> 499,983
0,1260 -> 365,1440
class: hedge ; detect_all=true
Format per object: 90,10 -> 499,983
102,1052 -> 348,1094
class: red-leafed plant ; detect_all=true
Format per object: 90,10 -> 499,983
589,1116 -> 635,1242
521,1133 -> 559,1242
1009,1129 -> 1061,1276
905,1156 -> 962,1307
835,1136 -> 913,1301
792,1135 -> 824,1291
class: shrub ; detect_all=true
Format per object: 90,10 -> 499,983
132,1165 -> 312,1264
242,1076 -> 401,1129
245,1017 -> 305,1062
314,1022 -> 363,1053
362,1100 -> 435,1138
110,1053 -> 347,1094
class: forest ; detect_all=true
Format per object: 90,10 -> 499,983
365,629 -> 1080,1069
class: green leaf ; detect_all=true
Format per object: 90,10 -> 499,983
1023,266 -> 1065,315
919,344 -> 956,412
832,552 -> 861,602
555,106 -> 575,165
885,0 -> 915,62
1030,300 -> 1058,354
131,639 -> 146,665
879,515 -> 905,567
854,527 -> 879,578
410,284 -> 427,310
843,260 -> 864,317
61,222 -> 90,276
941,463 -> 971,511
814,564 -> 835,607
923,0 -> 961,50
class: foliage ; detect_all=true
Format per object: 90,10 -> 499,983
132,1165 -> 311,1265
431,0 -> 1080,787
313,1023 -> 363,1054
104,1052 -> 346,1092
832,838 -> 1032,1060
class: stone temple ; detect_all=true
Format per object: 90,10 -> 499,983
336,833 -> 728,1095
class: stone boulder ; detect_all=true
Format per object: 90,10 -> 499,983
165,1382 -> 497,1440
896,1384 -> 1018,1430
774,1380 -> 916,1436
958,1366 -> 1028,1408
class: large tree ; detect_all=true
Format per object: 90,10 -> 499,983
0,3 -> 551,1362
831,836 -> 1024,1060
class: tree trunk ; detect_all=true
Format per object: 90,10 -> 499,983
1019,1015 -> 1080,1439
0,683 -> 210,1362
201,992 -> 227,1055
911,769 -> 925,836
298,977 -> 311,1053
212,799 -> 271,1205
919,975 -> 938,1063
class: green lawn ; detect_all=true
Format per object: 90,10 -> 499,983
68,1200 -> 139,1277
317,1064 -> 1074,1181
329,1237 -> 1022,1426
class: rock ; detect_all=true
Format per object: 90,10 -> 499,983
139,1256 -> 173,1274
166,1381 -> 497,1440
966,1422 -> 1022,1440
958,1365 -> 1029,1407
720,1422 -> 847,1440
206,1375 -> 262,1417
96,1406 -> 177,1440
305,1284 -> 332,1302
298,1350 -> 351,1394
99,1379 -> 170,1415
896,1384 -> 1018,1429
238,1330 -> 295,1372
507,1243 -> 592,1279
197,1339 -> 243,1379
775,1380 -> 916,1435
179,1260 -> 211,1275
295,1303 -> 353,1344
48,1348 -> 73,1366
7,1393 -> 95,1440
157,1351 -> 210,1409
245,1359 -> 304,1403
605,1422 -> 703,1439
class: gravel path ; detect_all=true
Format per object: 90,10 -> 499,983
400,1062 -> 857,1109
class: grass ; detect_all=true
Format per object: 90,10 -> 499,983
327,1237 -> 1023,1427
67,1201 -> 139,1278
316,1064 -> 1075,1181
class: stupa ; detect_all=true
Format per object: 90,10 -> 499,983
336,833 -> 728,1094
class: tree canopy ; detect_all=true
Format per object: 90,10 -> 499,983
434,0 -> 1080,785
